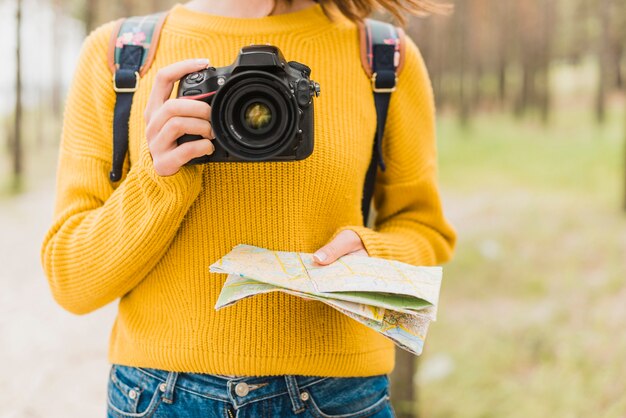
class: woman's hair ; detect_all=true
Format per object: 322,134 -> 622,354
309,0 -> 450,25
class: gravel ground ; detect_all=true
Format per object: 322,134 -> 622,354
1,178 -> 116,418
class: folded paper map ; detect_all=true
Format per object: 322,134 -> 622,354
209,244 -> 443,355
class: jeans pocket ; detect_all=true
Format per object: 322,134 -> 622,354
107,365 -> 164,418
302,374 -> 392,418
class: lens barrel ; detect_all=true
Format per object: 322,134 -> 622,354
211,71 -> 299,160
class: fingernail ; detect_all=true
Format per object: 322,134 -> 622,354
205,140 -> 215,155
195,58 -> 210,68
313,251 -> 327,263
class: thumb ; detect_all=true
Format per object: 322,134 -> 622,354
313,229 -> 362,265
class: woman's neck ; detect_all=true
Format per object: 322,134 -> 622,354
183,0 -> 318,18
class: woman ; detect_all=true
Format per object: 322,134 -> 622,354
41,0 -> 456,416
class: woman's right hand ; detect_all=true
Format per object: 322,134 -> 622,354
144,58 -> 215,176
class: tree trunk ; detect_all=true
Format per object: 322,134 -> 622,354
623,70 -> 626,211
122,0 -> 135,15
539,0 -> 555,125
457,0 -> 470,127
596,0 -> 611,124
498,56 -> 507,107
390,348 -> 417,418
51,0 -> 63,120
515,63 -> 535,118
614,43 -> 623,89
472,64 -> 483,110
515,0 -> 543,119
496,0 -> 509,107
85,0 -> 98,33
12,0 -> 23,191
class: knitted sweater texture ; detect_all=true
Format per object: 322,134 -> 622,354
41,3 -> 456,377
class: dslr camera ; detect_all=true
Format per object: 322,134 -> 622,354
177,45 -> 320,164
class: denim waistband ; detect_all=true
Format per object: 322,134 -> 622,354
133,366 -> 329,411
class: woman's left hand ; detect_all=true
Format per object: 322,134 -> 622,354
313,229 -> 369,265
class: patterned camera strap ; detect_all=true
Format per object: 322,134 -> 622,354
109,12 -> 168,182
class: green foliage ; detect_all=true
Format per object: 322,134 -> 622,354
437,105 -> 622,202
418,105 -> 626,417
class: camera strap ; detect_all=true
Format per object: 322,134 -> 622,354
107,12 -> 168,182
358,19 -> 406,225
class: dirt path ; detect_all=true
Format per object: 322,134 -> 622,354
0,178 -> 116,418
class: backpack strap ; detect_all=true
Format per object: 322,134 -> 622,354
107,12 -> 168,182
357,18 -> 406,225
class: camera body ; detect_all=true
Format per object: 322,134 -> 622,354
176,45 -> 320,164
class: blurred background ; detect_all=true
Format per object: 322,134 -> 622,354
1,0 -> 625,417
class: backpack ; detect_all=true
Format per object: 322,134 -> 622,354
107,11 -> 405,226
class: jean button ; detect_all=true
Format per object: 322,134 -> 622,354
128,389 -> 137,400
235,382 -> 250,397
300,391 -> 309,401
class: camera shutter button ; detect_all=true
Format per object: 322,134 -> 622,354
187,72 -> 205,84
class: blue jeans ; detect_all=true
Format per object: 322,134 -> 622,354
107,364 -> 395,417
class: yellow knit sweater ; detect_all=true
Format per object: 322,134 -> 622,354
41,3 -> 456,377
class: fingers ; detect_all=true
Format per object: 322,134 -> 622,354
146,99 -> 212,140
144,58 -> 210,123
313,229 -> 367,266
143,58 -> 214,177
150,116 -> 213,154
153,139 -> 215,176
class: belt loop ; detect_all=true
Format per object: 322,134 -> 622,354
284,375 -> 305,414
161,371 -> 179,404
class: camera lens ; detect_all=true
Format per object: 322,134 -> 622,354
243,102 -> 272,131
211,71 -> 298,160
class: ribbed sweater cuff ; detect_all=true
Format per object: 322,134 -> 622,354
134,146 -> 204,196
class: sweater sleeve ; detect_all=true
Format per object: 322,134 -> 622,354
335,35 -> 456,266
41,22 -> 205,315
